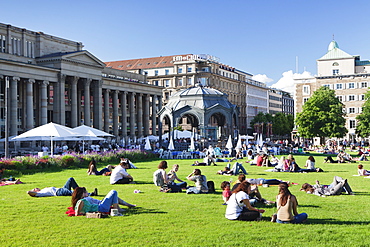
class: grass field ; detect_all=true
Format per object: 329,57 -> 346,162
1,153 -> 370,247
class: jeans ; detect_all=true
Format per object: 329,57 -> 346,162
95,168 -> 110,175
171,181 -> 187,188
328,176 -> 353,195
227,162 -> 247,175
56,177 -> 79,196
277,213 -> 308,224
98,190 -> 118,212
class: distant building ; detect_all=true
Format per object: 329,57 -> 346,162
106,54 -> 293,135
0,23 -> 163,143
295,40 -> 370,141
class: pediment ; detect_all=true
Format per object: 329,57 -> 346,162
62,51 -> 106,67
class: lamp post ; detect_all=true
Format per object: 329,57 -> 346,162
5,76 -> 9,158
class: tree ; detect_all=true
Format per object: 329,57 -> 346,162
356,89 -> 370,137
250,112 -> 293,137
295,86 -> 347,142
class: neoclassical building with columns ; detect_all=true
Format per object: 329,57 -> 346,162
0,23 -> 163,142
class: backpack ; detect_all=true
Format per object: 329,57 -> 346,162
207,181 -> 215,193
153,169 -> 164,186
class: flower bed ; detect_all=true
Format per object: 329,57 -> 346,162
0,149 -> 158,171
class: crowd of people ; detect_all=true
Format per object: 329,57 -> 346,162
19,138 -> 368,223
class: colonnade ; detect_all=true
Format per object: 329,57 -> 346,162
1,74 -> 162,141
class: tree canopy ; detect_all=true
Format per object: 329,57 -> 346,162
356,89 -> 370,137
249,112 -> 293,137
295,86 -> 347,140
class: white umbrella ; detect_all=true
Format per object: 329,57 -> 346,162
12,122 -> 78,156
258,134 -> 264,147
240,135 -> 254,140
73,125 -> 113,137
235,135 -> 242,151
168,137 -> 175,150
226,135 -> 233,155
190,134 -> 195,151
147,135 -> 159,141
144,137 -> 151,150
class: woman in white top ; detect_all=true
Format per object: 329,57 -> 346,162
300,156 -> 316,172
358,164 -> 370,176
225,181 -> 265,221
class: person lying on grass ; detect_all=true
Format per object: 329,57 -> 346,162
72,187 -> 136,216
225,181 -> 265,221
87,158 -> 115,176
275,182 -> 308,224
27,177 -> 90,197
0,164 -> 23,185
300,176 -> 354,197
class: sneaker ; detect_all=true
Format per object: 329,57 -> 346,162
90,188 -> 98,196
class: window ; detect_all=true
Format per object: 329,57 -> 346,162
26,41 -> 34,58
154,70 -> 158,76
323,84 -> 330,88
348,82 -> 355,89
165,92 -> 169,101
178,78 -> 183,86
348,95 -> 355,101
336,84 -> 343,90
303,85 -> 310,95
202,67 -> 210,72
333,69 -> 339,75
303,98 -> 309,103
0,35 -> 5,53
361,94 -> 365,101
332,62 -> 339,66
178,68 -> 183,73
348,108 -> 355,114
187,67 -> 192,73
336,96 -> 343,102
165,69 -> 169,75
199,77 -> 208,86
361,82 -> 368,88
153,80 -> 159,86
349,120 -> 356,129
11,37 -> 21,55
187,78 -> 192,85
164,79 -> 170,87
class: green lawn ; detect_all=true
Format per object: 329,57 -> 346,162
1,154 -> 370,246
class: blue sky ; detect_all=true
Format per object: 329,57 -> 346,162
2,0 -> 370,93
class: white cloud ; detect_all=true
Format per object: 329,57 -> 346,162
270,70 -> 314,95
252,74 -> 273,83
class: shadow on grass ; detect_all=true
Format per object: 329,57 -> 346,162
127,207 -> 167,215
306,218 -> 370,225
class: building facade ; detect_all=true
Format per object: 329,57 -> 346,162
0,23 -> 163,142
106,54 -> 294,135
295,40 -> 370,141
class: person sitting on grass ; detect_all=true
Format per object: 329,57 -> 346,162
167,164 -> 187,189
186,169 -> 208,194
153,161 -> 182,193
357,164 -> 370,176
110,159 -> 134,184
231,174 -> 275,205
300,176 -> 354,197
87,158 -> 114,176
72,187 -> 135,216
225,181 -> 265,221
275,182 -> 308,224
221,181 -> 232,205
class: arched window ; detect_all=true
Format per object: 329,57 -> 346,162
332,62 -> 339,66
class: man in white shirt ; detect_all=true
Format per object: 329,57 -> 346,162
110,160 -> 134,184
27,177 -> 88,197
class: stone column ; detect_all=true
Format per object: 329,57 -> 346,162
40,80 -> 49,125
10,77 -> 20,136
104,89 -> 110,132
158,96 -> 163,144
120,92 -> 128,141
112,90 -> 119,136
53,81 -> 60,124
151,95 -> 157,135
129,92 -> 136,139
58,73 -> 66,125
70,76 -> 79,127
26,79 -> 35,130
93,80 -> 103,129
84,78 -> 91,126
137,93 -> 143,138
144,94 -> 150,136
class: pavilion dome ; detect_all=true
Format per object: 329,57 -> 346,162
166,84 -> 235,111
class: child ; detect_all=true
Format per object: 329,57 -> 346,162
221,181 -> 232,205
